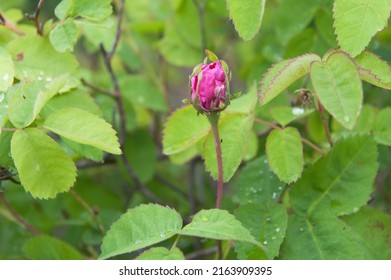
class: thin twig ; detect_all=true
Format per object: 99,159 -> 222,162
0,127 -> 18,132
185,246 -> 218,260
207,114 -> 224,209
100,45 -> 126,146
155,175 -> 189,199
192,0 -> 208,55
100,0 -> 126,144
254,117 -> 280,130
0,192 -> 41,235
99,0 -> 162,205
25,0 -> 46,35
0,13 -> 25,35
300,137 -> 326,155
69,189 -> 106,236
254,117 -> 325,155
121,154 -> 164,205
81,78 -> 115,97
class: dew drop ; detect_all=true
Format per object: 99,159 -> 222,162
292,107 -> 305,115
344,116 -> 350,123
263,158 -> 268,164
272,236 -> 276,240
275,227 -> 281,232
37,76 -> 43,81
201,216 -> 208,222
352,207 -> 359,213
266,217 -> 271,222
160,232 -> 166,238
299,228 -> 304,232
263,241 -> 268,245
272,192 -> 277,199
2,73 -> 9,81
46,77 -> 52,82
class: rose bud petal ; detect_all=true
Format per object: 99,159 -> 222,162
190,61 -> 229,114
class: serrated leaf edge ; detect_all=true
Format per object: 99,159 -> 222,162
259,53 -> 321,105
355,51 -> 391,90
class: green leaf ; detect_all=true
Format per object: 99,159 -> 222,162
135,247 -> 185,260
169,144 -> 199,165
266,127 -> 303,184
179,209 -> 262,247
62,137 -> 103,162
79,17 -> 116,51
6,36 -> 79,81
8,76 -> 68,128
11,128 -> 77,199
120,75 -> 167,112
243,130 -> 258,161
173,0 -> 201,48
44,108 -> 121,155
163,105 -> 210,155
333,0 -> 391,57
373,108 -> 391,145
275,0 -> 323,43
232,156 -> 285,207
100,204 -> 183,259
235,204 -> 288,260
311,51 -> 363,129
58,0 -> 113,21
259,53 -> 321,105
0,46 -> 15,91
55,0 -> 72,19
289,135 -> 378,217
0,122 -> 14,167
159,23 -> 201,67
125,129 -> 157,183
355,51 -> 391,90
23,235 -> 83,260
0,91 -> 10,138
353,105 -> 376,134
269,106 -> 315,127
203,113 -> 254,182
40,89 -> 102,119
281,215 -> 364,259
315,7 -> 338,46
226,0 -> 265,41
341,206 -> 391,260
226,84 -> 258,114
205,49 -> 219,62
49,18 -> 78,52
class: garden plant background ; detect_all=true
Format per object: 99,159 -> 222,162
0,0 -> 391,260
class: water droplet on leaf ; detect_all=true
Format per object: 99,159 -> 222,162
292,107 -> 305,115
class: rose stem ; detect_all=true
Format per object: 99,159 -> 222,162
207,114 -> 223,209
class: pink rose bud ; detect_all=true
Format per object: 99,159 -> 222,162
190,60 -> 229,114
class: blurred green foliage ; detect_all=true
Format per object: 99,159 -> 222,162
0,0 -> 390,260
